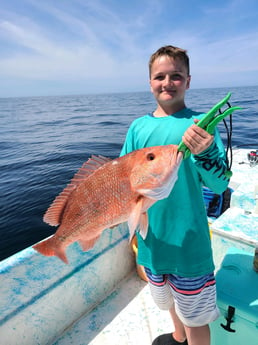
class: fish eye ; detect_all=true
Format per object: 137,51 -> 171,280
147,153 -> 155,161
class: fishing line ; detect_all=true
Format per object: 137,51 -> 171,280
219,102 -> 233,172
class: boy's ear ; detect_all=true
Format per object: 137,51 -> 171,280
186,75 -> 191,89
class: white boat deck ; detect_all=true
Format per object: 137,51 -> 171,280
51,237 -> 256,345
52,272 -> 173,345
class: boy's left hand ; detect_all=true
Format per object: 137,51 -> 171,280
182,119 -> 214,155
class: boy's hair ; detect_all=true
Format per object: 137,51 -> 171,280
149,45 -> 190,77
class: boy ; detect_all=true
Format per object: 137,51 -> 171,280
120,46 -> 230,345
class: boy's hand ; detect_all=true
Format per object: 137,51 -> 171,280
182,119 -> 214,155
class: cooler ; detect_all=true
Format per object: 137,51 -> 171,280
210,247 -> 258,345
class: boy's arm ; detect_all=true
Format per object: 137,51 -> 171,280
191,129 -> 230,194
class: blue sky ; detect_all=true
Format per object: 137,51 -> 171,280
1,0 -> 258,97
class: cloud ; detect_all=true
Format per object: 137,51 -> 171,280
0,0 -> 257,96
190,32 -> 258,79
0,1 -> 151,82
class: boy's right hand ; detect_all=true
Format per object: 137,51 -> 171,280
181,120 -> 214,155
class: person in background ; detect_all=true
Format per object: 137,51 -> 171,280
120,45 -> 230,345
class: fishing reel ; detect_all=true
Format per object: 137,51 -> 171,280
247,150 -> 258,167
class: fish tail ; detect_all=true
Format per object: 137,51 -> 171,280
33,238 -> 69,264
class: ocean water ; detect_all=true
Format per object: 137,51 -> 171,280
1,86 -> 258,261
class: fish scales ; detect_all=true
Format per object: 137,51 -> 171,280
33,145 -> 182,263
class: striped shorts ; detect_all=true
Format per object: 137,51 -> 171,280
144,267 -> 220,327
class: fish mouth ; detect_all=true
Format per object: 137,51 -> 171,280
168,148 -> 182,168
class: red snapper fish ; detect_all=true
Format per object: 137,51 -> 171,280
33,145 -> 183,263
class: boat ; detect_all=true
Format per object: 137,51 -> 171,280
0,147 -> 257,345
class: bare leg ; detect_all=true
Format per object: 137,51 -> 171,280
168,306 -> 187,343
169,306 -> 211,345
184,324 -> 210,345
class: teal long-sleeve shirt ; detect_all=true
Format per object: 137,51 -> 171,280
120,108 -> 230,277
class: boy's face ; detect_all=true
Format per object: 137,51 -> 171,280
149,56 -> 191,111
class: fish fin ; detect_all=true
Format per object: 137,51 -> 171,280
128,197 -> 144,241
139,212 -> 149,239
33,237 -> 69,264
79,236 -> 100,252
43,185 -> 76,226
76,155 -> 112,180
109,223 -> 120,229
138,197 -> 156,239
43,155 -> 112,226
